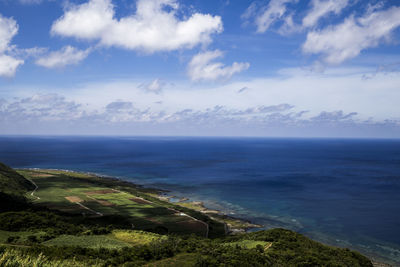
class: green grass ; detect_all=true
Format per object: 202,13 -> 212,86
43,235 -> 130,249
0,248 -> 103,267
223,240 -> 271,249
111,230 -> 166,245
145,253 -> 198,267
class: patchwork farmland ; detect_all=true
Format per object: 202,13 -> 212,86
19,169 -> 209,237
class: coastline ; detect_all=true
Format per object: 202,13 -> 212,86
19,167 -> 397,266
155,193 -> 263,233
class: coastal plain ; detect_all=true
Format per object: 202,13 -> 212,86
19,169 -> 211,237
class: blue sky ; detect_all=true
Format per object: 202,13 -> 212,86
0,0 -> 399,137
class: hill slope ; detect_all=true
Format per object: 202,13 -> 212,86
0,162 -> 34,196
0,162 -> 34,211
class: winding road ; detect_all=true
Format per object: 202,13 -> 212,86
26,178 -> 40,200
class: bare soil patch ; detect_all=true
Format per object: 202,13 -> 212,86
65,196 -> 83,203
85,189 -> 116,195
96,200 -> 114,206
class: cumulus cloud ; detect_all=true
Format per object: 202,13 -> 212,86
302,6 -> 400,64
188,50 -> 249,81
0,55 -> 23,77
0,15 -> 18,53
51,0 -> 223,53
302,0 -> 349,28
35,46 -> 91,69
0,14 -> 23,77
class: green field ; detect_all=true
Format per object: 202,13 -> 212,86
19,169 -> 209,236
111,230 -> 166,245
145,253 -> 198,267
43,234 -> 130,249
43,230 -> 166,249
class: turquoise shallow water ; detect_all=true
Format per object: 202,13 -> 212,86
0,136 -> 399,264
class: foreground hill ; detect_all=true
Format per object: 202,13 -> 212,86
0,162 -> 35,212
0,162 -> 373,266
0,162 -> 34,196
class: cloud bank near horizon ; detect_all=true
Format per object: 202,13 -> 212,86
1,64 -> 399,137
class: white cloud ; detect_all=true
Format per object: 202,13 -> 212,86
302,0 -> 349,28
244,0 -> 349,34
139,78 -> 165,94
51,0 -> 223,53
2,92 -> 399,137
187,50 -> 249,81
0,14 -> 18,53
35,46 -> 91,68
1,93 -> 83,121
0,14 -> 23,77
311,110 -> 357,121
0,54 -> 24,77
52,0 -> 114,40
303,6 -> 400,64
243,0 -> 297,33
15,46 -> 48,58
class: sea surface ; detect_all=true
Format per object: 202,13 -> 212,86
0,136 -> 399,264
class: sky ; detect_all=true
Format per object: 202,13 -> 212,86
0,0 -> 399,138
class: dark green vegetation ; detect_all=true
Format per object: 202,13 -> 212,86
0,162 -> 373,266
0,163 -> 35,212
0,163 -> 34,195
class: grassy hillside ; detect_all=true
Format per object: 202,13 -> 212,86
0,162 -> 34,196
0,163 -> 35,212
0,162 -> 374,266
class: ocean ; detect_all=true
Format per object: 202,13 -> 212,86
0,136 -> 399,263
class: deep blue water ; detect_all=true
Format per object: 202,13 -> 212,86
0,136 -> 399,263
